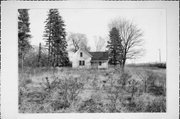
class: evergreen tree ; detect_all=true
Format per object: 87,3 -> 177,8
43,9 -> 69,67
109,18 -> 144,68
18,9 -> 31,68
107,27 -> 123,66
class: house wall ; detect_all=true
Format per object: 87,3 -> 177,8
99,60 -> 108,69
91,60 -> 108,69
72,49 -> 91,68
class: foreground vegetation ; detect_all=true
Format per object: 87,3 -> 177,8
19,66 -> 166,113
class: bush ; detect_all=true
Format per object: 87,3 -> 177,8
78,98 -> 104,113
45,77 -> 84,111
145,97 -> 166,112
145,71 -> 166,96
148,85 -> 165,96
19,74 -> 85,112
27,91 -> 47,104
117,72 -> 132,89
104,72 -> 133,112
51,100 -> 70,111
125,93 -> 166,112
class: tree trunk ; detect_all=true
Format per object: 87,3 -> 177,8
53,47 -> 56,67
37,43 -> 41,67
122,50 -> 127,69
21,56 -> 23,72
48,41 -> 51,67
131,86 -> 135,103
122,58 -> 126,69
119,58 -> 126,72
21,53 -> 26,72
144,79 -> 147,93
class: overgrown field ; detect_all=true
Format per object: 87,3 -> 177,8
19,66 -> 166,113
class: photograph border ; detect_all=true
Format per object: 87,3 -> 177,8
1,1 -> 179,119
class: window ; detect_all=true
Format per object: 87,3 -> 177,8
99,61 -> 102,66
80,52 -> 83,57
79,60 -> 85,66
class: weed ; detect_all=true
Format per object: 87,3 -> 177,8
19,66 -> 166,113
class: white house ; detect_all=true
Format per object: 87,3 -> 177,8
72,48 -> 109,68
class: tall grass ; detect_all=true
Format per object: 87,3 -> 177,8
19,66 -> 166,113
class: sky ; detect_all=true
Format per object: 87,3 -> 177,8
29,8 -> 166,63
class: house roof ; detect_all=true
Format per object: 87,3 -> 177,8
89,52 -> 108,61
79,47 -> 92,57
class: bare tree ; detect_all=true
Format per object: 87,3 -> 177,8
109,18 -> 144,68
67,32 -> 90,52
94,36 -> 106,51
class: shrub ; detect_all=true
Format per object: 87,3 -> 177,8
145,96 -> 166,112
126,79 -> 139,101
145,71 -> 166,96
51,100 -> 70,111
125,93 -> 166,112
26,91 -> 47,104
117,72 -> 132,89
78,98 -> 104,113
42,77 -> 84,111
105,72 -> 132,112
148,85 -> 165,96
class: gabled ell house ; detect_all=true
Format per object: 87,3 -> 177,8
72,48 -> 109,68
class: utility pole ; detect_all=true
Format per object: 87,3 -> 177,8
159,49 -> 161,63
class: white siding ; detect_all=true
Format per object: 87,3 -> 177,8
91,60 -> 108,69
98,60 -> 108,69
72,49 -> 92,68
72,48 -> 108,69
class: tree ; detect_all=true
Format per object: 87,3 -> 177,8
67,32 -> 90,52
43,9 -> 69,67
107,27 -> 123,66
18,9 -> 31,69
127,79 -> 139,102
23,45 -> 50,67
94,36 -> 106,51
109,18 -> 144,68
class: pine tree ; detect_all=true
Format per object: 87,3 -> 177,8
43,9 -> 69,67
18,9 -> 31,68
107,27 -> 123,66
109,18 -> 144,68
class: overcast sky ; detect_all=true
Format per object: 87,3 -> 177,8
29,8 -> 166,63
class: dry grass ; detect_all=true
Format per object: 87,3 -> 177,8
19,66 -> 166,113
